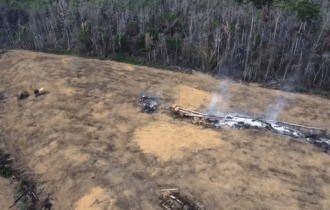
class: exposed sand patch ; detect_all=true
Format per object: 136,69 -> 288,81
75,187 -> 117,210
55,79 -> 76,96
322,185 -> 330,207
35,141 -> 59,157
0,177 -> 15,210
62,147 -> 91,166
134,115 -> 222,161
94,159 -> 107,168
174,85 -> 211,111
33,143 -> 90,177
112,63 -> 135,71
92,102 -> 108,119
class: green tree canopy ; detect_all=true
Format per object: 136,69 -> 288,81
296,0 -> 321,23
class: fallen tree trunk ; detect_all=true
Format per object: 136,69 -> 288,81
170,104 -> 327,136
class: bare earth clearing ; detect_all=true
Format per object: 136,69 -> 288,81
0,50 -> 330,210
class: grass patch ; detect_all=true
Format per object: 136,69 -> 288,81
42,48 -> 73,55
16,187 -> 28,210
113,52 -> 171,70
98,56 -> 105,60
1,48 -> 10,53
128,21 -> 137,27
209,18 -> 220,31
296,86 -> 307,93
0,165 -> 12,178
311,89 -> 321,95
165,36 -> 183,51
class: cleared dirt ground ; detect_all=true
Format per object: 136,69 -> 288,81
0,177 -> 15,209
0,50 -> 330,210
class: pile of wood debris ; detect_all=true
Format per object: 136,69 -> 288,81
160,188 -> 202,210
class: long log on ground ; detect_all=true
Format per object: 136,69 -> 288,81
171,104 -> 327,133
277,121 -> 326,131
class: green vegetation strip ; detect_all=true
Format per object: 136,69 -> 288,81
114,52 -> 172,70
0,165 -> 12,178
16,188 -> 28,210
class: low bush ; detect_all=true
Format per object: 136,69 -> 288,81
113,52 -> 170,70
42,48 -> 73,55
114,32 -> 129,52
165,36 -> 183,51
296,85 -> 307,93
0,165 -> 12,178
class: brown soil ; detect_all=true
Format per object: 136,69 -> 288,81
0,50 -> 330,210
0,177 -> 15,209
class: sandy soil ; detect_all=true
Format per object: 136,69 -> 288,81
0,177 -> 16,209
0,50 -> 330,210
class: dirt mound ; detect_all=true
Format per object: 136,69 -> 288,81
0,50 -> 330,210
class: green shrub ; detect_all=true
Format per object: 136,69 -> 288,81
78,30 -> 90,45
14,25 -> 33,42
138,47 -> 147,54
0,165 -> 12,178
296,32 -> 302,38
162,13 -> 177,24
178,20 -> 189,37
128,21 -> 137,27
137,33 -> 146,48
296,85 -> 307,93
42,48 -> 73,55
209,18 -> 220,31
146,27 -> 159,41
256,33 -> 262,46
16,187 -> 27,210
256,9 -> 263,23
113,52 -> 171,70
229,22 -> 235,31
98,56 -> 105,60
20,198 -> 28,210
99,32 -> 108,46
296,0 -> 321,23
311,89 -> 321,95
165,36 -> 183,50
114,32 -> 129,51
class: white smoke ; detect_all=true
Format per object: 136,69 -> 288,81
205,80 -> 232,117
264,94 -> 287,121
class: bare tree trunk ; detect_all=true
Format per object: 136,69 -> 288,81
273,8 -> 281,42
265,55 -> 273,81
314,12 -> 330,50
244,5 -> 254,80
282,59 -> 292,82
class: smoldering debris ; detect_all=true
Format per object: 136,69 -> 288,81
209,114 -> 304,138
161,188 -> 203,210
18,91 -> 29,100
140,94 -> 159,113
306,135 -> 330,154
171,105 -> 330,154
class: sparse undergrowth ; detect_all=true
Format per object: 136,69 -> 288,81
113,51 -> 172,70
41,48 -> 74,55
0,165 -> 12,178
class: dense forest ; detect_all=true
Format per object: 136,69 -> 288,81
1,0 -> 330,93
